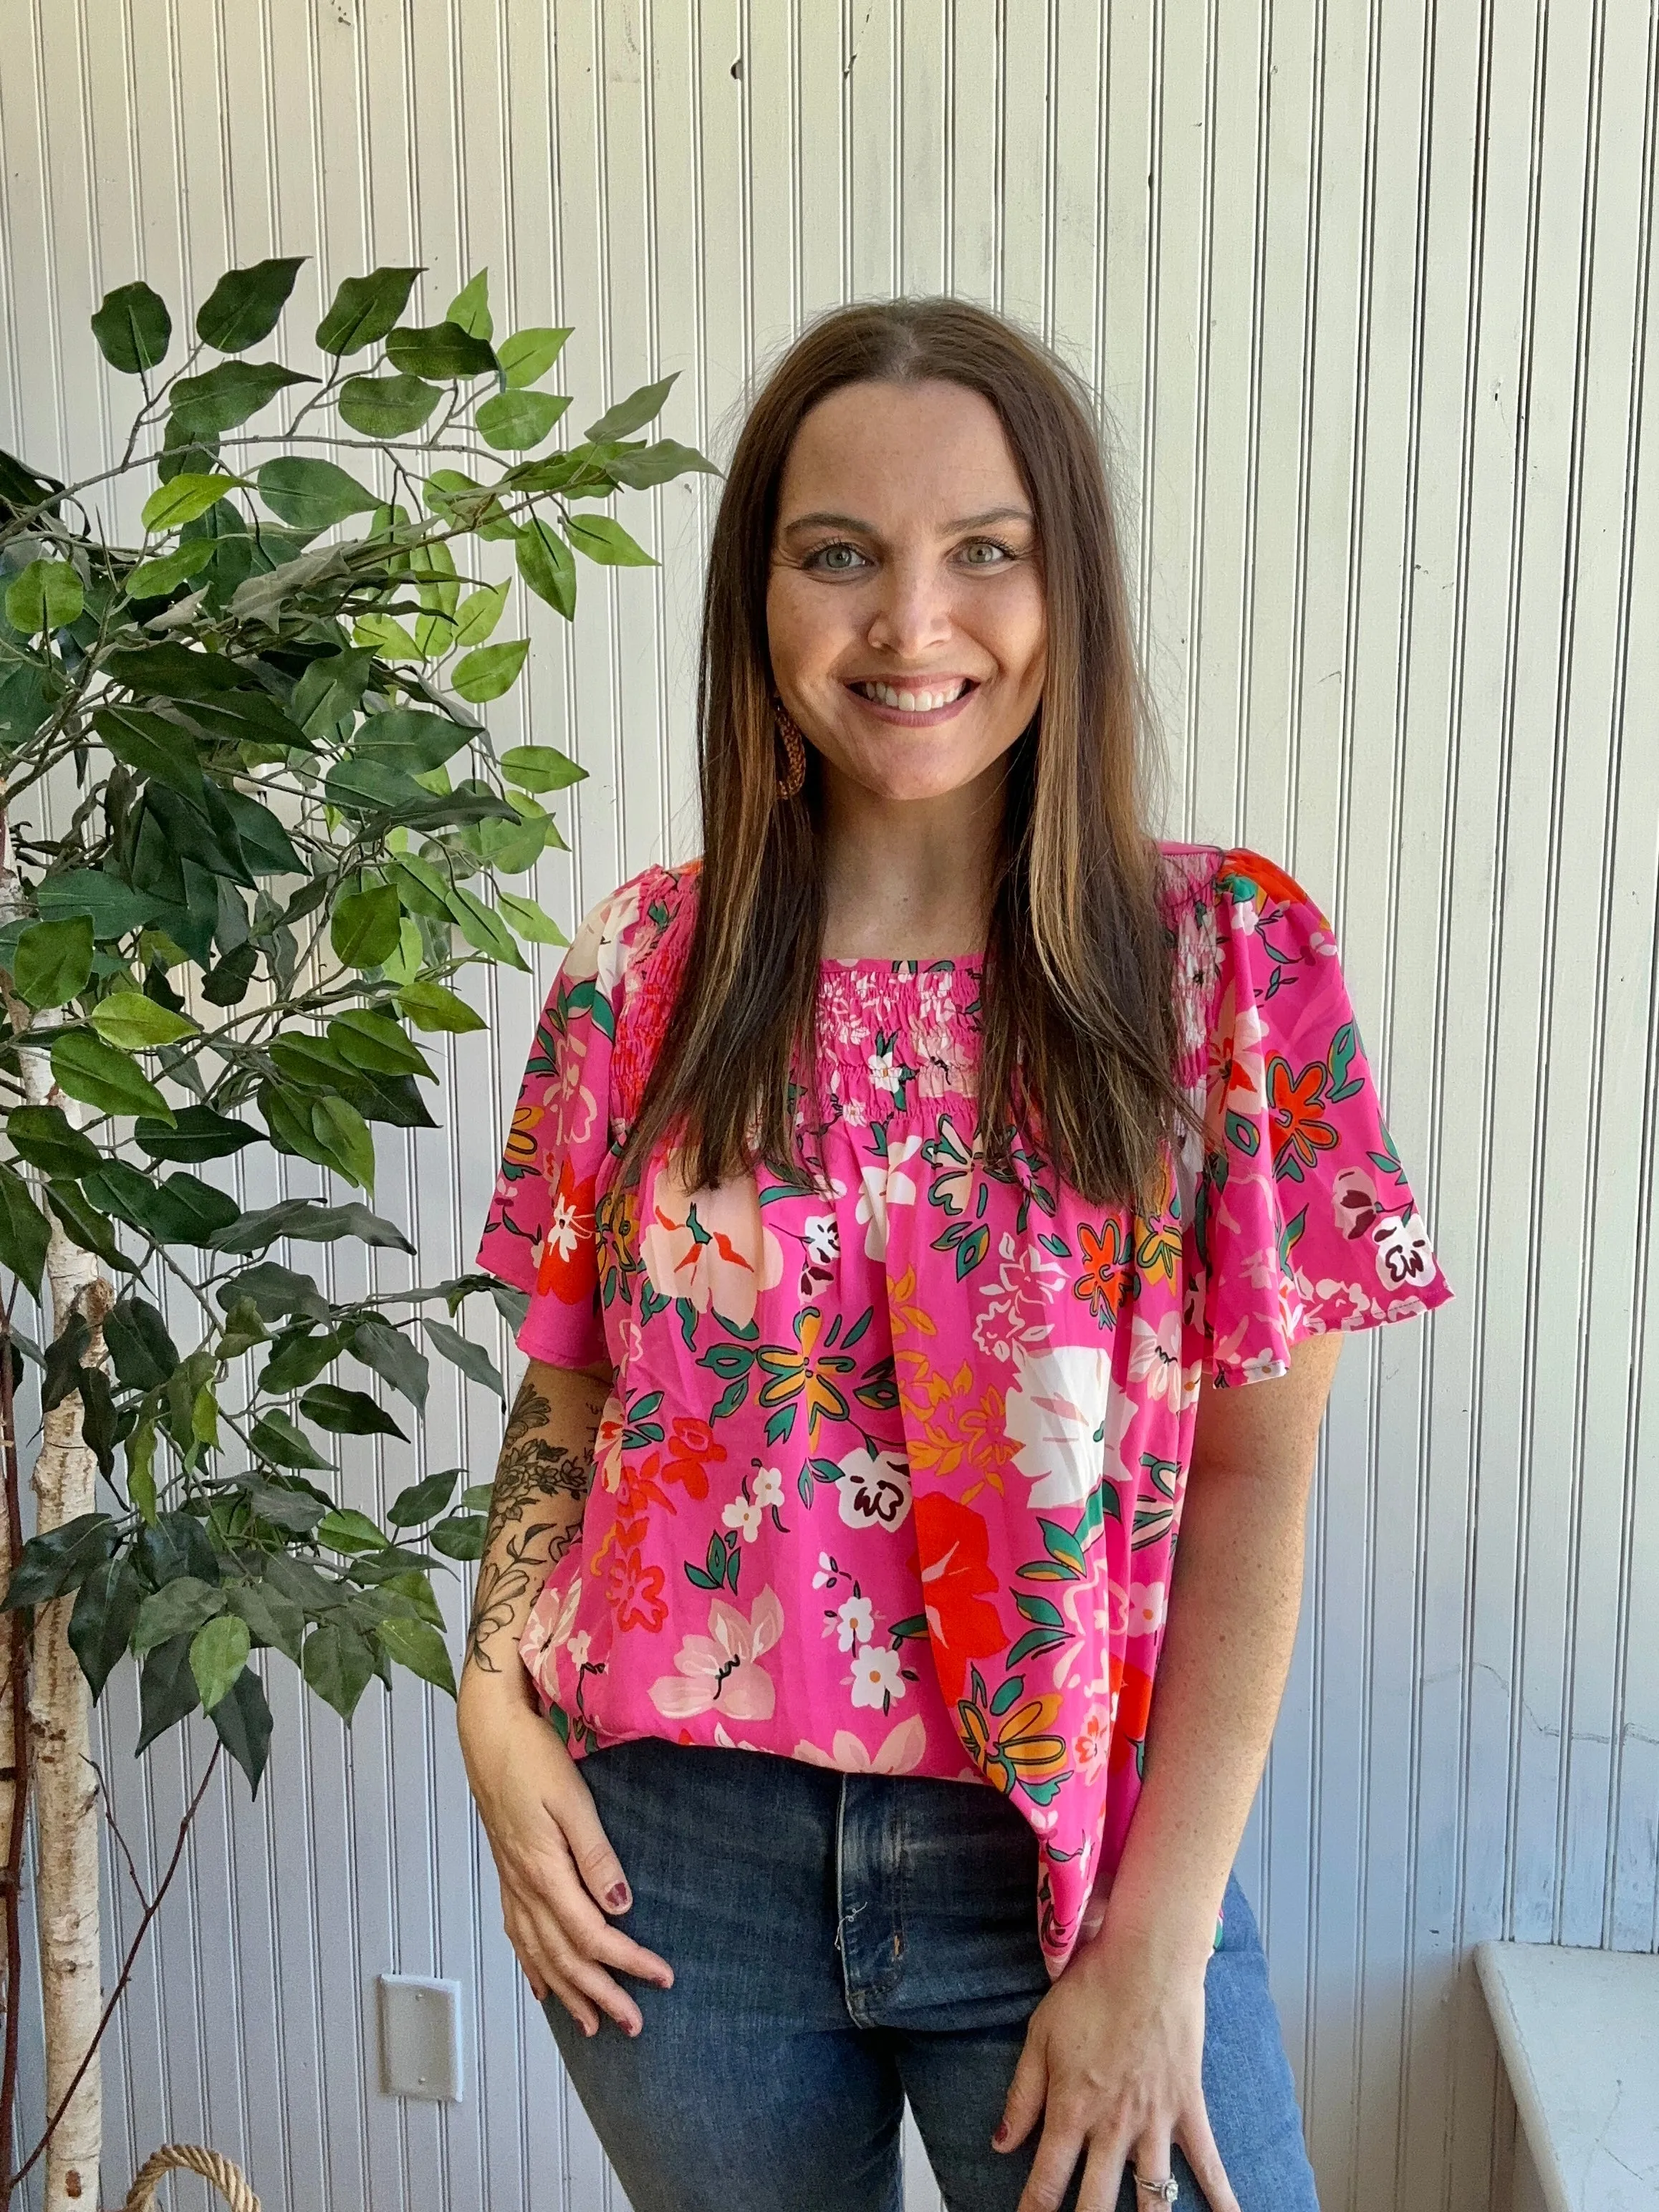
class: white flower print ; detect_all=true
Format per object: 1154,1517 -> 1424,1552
802,1213 -> 840,1264
752,1466 -> 784,1514
1372,1208 -> 1434,1289
566,1630 -> 591,1671
854,1134 -> 923,1261
836,1445 -> 912,1531
812,1550 -> 837,1590
1125,1581 -> 1166,1637
834,1593 -> 875,1652
867,1048 -> 898,1092
722,1495 -> 763,1542
1240,1347 -> 1287,1383
850,1643 -> 905,1711
794,1718 -> 928,1774
1127,1312 -> 1201,1412
972,1234 -> 1064,1366
1004,1343 -> 1127,1508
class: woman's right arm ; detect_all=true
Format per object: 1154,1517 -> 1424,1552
456,1355 -> 674,2036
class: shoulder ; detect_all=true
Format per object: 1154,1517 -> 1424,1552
1153,840 -> 1324,920
1153,843 -> 1335,1086
561,857 -> 701,1006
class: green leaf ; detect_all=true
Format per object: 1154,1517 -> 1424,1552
248,1408 -> 333,1471
256,456 -> 380,532
302,1619 -> 376,1720
211,1665 -> 274,1792
0,1164 -> 50,1298
6,558 -> 85,635
223,1576 -> 306,1663
316,266 -> 423,355
167,361 -> 314,440
500,744 -> 585,794
259,1327 -> 344,1393
428,1511 -> 486,1562
125,539 -> 215,601
516,519 -> 577,616
352,707 -> 473,774
45,1182 -> 135,1271
448,884 -> 528,968
396,978 -> 484,1034
87,992 -> 197,1049
566,513 -> 655,567
387,1468 -> 461,1527
91,281 -> 172,372
602,437 -> 721,489
309,1097 -> 376,1191
423,1318 -> 506,1400
2,1513 -> 117,1608
423,468 -> 514,540
13,916 -> 94,1009
385,322 -> 498,380
497,326 -> 571,388
190,1612 -> 251,1711
7,1105 -> 100,1180
195,256 -> 307,351
68,1557 -> 145,1700
448,581 -> 509,648
375,1615 -> 456,1696
329,1009 -> 432,1079
105,1294 -> 180,1391
585,373 -> 677,443
135,1634 -> 201,1752
132,1575 -> 225,1655
350,1317 -> 430,1409
51,1031 -> 173,1124
134,1105 -> 256,1163
446,269 -> 493,340
91,707 -> 207,800
451,639 -> 529,703
495,889 -> 567,946
317,1506 -> 390,1554
300,1383 -> 406,1439
215,788 -> 302,875
34,870 -> 165,941
337,370 -> 441,437
140,473 -> 239,532
330,883 -> 403,968
83,1163 -> 239,1248
476,388 -> 570,451
351,612 -> 423,661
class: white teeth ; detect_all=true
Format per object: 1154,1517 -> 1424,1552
858,681 -> 968,711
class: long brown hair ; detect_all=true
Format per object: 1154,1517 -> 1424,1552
616,297 -> 1189,1209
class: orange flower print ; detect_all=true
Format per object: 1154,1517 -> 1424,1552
1073,1708 -> 1112,1783
1073,1218 -> 1133,1324
606,1533 -> 668,1634
913,1493 -> 1007,1703
1266,1057 -> 1340,1180
536,1153 -> 597,1304
505,1100 -> 543,1170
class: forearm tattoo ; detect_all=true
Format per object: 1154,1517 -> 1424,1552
464,1377 -> 600,1675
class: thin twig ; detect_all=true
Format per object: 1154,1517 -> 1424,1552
4,1741 -> 223,2195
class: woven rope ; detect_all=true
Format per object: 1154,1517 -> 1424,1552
122,2143 -> 261,2212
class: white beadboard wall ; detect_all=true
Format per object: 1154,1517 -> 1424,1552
0,4 -> 1655,2209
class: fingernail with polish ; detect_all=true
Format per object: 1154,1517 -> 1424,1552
992,2122 -> 1009,2150
605,1882 -> 630,1912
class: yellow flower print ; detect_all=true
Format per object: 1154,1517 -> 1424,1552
756,1307 -> 855,1444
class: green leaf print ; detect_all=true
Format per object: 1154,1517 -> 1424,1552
1327,1021 -> 1365,1102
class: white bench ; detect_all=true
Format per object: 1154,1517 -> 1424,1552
1476,1941 -> 1659,2211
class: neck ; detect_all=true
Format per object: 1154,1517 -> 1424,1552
817,756 -> 1006,960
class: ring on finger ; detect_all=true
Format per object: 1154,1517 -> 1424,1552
1134,2176 -> 1179,2204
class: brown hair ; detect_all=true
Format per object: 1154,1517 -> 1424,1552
615,297 -> 1189,1208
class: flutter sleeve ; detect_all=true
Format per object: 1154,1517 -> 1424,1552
474,883 -> 634,1369
1193,847 -> 1453,1385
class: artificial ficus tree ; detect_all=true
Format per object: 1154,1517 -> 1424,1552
0,254 -> 711,2210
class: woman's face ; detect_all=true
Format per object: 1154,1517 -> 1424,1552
765,378 -> 1047,805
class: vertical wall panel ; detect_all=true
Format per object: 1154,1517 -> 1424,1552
1,5 -> 1655,2208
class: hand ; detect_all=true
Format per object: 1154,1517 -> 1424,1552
458,1677 -> 673,2037
994,1921 -> 1239,2212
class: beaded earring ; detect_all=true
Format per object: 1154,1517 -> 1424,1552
772,696 -> 807,800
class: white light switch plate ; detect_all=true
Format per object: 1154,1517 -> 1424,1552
378,1974 -> 463,2101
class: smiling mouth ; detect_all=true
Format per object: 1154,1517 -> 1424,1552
848,677 -> 976,712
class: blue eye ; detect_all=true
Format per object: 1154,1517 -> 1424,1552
960,539 -> 1014,566
806,542 -> 868,573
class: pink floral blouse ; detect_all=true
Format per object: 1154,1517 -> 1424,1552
475,844 -> 1451,1973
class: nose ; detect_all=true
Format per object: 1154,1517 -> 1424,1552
863,552 -> 954,660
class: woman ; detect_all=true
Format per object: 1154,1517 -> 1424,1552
458,299 -> 1450,2212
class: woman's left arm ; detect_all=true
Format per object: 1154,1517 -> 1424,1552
997,1328 -> 1345,2212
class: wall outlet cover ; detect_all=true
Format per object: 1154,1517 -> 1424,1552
378,1974 -> 463,2102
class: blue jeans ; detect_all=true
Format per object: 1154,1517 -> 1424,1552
546,1739 -> 1318,2212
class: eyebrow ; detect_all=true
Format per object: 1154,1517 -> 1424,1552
779,504 -> 1035,537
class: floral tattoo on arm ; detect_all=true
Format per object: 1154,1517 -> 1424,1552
464,1376 -> 602,1675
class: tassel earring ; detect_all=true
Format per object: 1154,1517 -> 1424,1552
773,696 -> 807,800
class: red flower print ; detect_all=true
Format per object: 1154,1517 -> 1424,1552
1266,1057 -> 1339,1180
535,1153 -> 597,1304
1109,1661 -> 1155,1774
1073,1219 -> 1133,1324
913,1493 -> 1008,1703
607,1537 -> 668,1633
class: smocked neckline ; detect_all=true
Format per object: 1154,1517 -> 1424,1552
819,953 -> 984,969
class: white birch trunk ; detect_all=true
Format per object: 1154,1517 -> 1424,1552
19,1045 -> 105,2211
